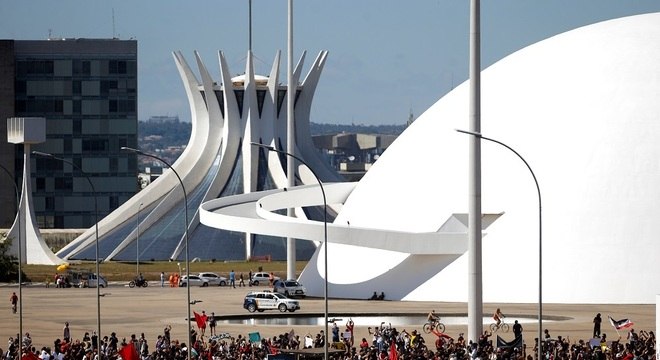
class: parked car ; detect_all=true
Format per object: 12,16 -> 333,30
250,272 -> 280,286
179,275 -> 209,287
198,272 -> 228,286
273,279 -> 307,298
243,291 -> 300,313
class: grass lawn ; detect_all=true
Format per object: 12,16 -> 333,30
20,260 -> 308,283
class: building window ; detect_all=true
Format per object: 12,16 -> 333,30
109,60 -> 127,74
73,119 -> 82,135
54,177 -> 73,191
63,139 -> 72,153
36,178 -> 45,191
82,61 -> 91,75
82,139 -> 109,152
73,80 -> 81,94
36,158 -> 63,171
45,197 -> 55,211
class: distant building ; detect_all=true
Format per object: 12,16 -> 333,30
148,115 -> 179,123
0,38 -> 138,229
313,133 -> 397,181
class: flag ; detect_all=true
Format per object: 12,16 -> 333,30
389,340 -> 398,360
118,342 -> 138,360
194,311 -> 207,330
608,315 -> 634,330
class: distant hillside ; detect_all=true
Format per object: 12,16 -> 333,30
139,120 -> 406,148
137,120 -> 406,171
309,122 -> 406,136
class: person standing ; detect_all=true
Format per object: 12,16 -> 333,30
593,313 -> 602,338
229,270 -> 236,288
63,322 -> 71,342
513,320 -> 523,339
248,270 -> 253,286
332,322 -> 340,343
160,272 -> 165,287
9,292 -> 18,314
208,312 -> 217,336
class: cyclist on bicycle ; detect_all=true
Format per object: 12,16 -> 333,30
428,310 -> 441,326
493,308 -> 505,328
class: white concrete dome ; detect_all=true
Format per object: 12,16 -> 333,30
332,12 -> 660,304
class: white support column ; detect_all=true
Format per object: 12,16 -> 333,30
467,0 -> 483,344
286,0 -> 296,281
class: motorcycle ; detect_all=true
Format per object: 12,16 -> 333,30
129,277 -> 149,288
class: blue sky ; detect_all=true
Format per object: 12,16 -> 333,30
2,1 -> 660,125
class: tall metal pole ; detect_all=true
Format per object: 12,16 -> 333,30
248,0 -> 252,52
121,147 -> 191,360
285,0 -> 297,282
137,203 -> 143,276
0,164 -> 22,360
467,0 -> 483,345
456,130 -> 542,360
32,151 -> 101,354
251,143 -> 328,360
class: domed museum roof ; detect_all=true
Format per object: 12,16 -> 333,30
332,12 -> 660,304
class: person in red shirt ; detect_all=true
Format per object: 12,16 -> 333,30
9,292 -> 18,314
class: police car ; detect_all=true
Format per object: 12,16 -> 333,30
243,290 -> 301,313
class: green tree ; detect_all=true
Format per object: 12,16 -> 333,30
0,237 -> 27,282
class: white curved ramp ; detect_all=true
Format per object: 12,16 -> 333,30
199,182 -> 501,299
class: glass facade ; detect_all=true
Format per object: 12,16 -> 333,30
12,40 -> 138,228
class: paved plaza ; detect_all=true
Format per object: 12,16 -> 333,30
1,283 -> 655,351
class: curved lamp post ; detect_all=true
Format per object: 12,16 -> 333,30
456,129 -> 542,360
0,164 -> 22,360
31,151 -> 101,352
121,146 -> 191,360
251,142 -> 329,360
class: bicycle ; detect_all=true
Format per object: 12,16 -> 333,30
422,319 -> 446,334
489,319 -> 510,333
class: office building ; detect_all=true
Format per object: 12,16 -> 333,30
0,39 -> 138,230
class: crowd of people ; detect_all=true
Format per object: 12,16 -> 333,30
2,317 -> 656,360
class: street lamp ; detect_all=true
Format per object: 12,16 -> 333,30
121,146 -> 191,360
137,202 -> 143,277
0,164 -> 22,360
31,151 -> 101,352
250,142 -> 329,359
456,129 -> 542,360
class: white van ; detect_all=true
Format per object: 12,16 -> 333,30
84,273 -> 108,288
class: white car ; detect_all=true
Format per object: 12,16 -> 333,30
250,272 -> 280,286
179,275 -> 209,287
273,279 -> 307,298
198,272 -> 228,286
243,291 -> 300,313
